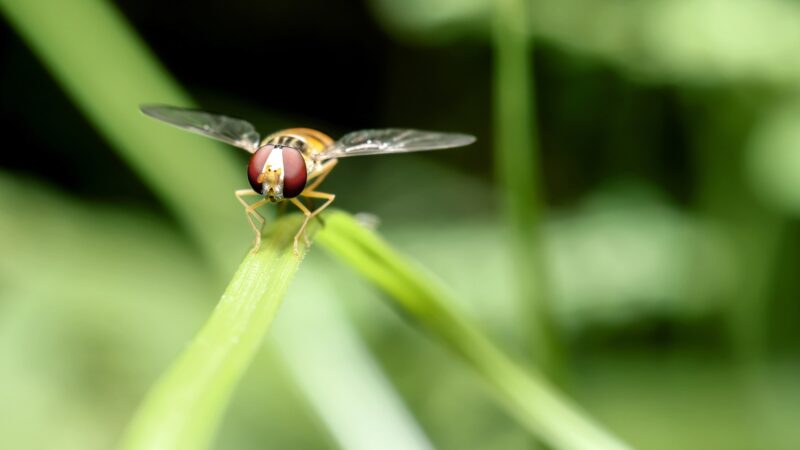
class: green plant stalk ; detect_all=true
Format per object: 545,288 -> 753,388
690,97 -> 789,447
316,211 -> 631,450
0,0 -> 245,273
119,215 -> 313,450
492,0 -> 559,372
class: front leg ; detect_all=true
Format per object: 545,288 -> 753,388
235,189 -> 270,252
289,197 -> 314,256
288,190 -> 336,256
302,159 -> 338,226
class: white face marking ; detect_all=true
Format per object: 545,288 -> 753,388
262,146 -> 286,201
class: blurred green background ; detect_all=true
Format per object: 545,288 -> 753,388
2,0 -> 800,449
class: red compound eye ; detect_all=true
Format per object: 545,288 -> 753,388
247,145 -> 273,194
247,145 -> 307,198
281,147 -> 307,198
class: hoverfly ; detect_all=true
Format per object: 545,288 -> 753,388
140,105 -> 476,254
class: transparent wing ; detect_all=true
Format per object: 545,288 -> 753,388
319,128 -> 476,160
140,104 -> 260,153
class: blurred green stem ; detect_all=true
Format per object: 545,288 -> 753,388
0,0 -> 245,273
493,0 -> 559,372
120,215 -> 313,450
691,97 -> 777,362
689,95 -> 787,446
317,211 -> 631,450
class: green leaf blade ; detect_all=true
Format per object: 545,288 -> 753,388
316,211 -> 632,450
119,215 -> 311,450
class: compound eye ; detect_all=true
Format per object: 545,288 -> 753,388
247,145 -> 274,194
282,147 -> 307,198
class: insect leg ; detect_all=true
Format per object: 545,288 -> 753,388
302,159 -> 338,227
288,189 -> 336,255
301,190 -> 336,235
302,190 -> 336,216
289,197 -> 314,256
305,158 -> 338,192
235,189 -> 270,251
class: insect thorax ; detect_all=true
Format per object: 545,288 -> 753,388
262,128 -> 334,171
